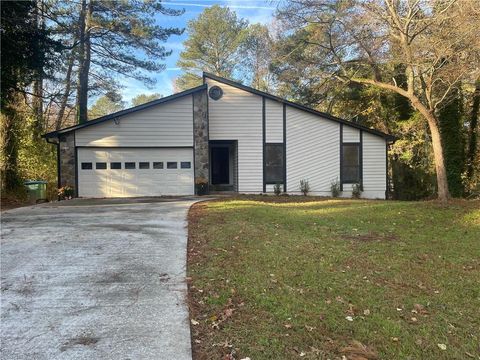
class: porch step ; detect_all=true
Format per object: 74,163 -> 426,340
210,184 -> 234,192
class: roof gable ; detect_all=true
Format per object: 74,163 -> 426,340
43,84 -> 207,138
203,72 -> 395,142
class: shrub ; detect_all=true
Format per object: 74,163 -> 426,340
58,185 -> 75,200
299,179 -> 310,196
273,182 -> 282,196
352,183 -> 362,199
195,177 -> 208,195
330,178 -> 341,197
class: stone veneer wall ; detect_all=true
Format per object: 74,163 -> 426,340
59,132 -> 76,194
193,90 -> 209,191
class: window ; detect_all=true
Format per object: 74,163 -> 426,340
81,162 -> 92,170
153,162 -> 164,169
181,161 -> 191,169
265,144 -> 284,183
96,162 -> 107,170
139,162 -> 150,169
110,162 -> 121,169
342,144 -> 360,183
125,162 -> 136,169
167,162 -> 177,169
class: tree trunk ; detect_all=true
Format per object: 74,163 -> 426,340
1,103 -> 21,191
56,52 -> 75,130
406,95 -> 450,201
32,0 -> 44,136
466,79 -> 480,180
76,0 -> 92,124
350,76 -> 451,200
425,112 -> 450,201
32,76 -> 43,135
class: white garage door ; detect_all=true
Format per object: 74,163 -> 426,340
77,148 -> 194,197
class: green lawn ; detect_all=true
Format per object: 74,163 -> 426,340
187,197 -> 480,360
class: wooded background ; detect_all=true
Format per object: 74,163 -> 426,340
1,0 -> 479,201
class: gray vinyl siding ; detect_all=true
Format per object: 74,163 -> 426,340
75,96 -> 193,147
362,132 -> 387,198
206,78 -> 263,193
265,99 -> 283,143
286,106 -> 340,195
342,126 -> 360,142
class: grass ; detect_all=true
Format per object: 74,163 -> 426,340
187,196 -> 480,360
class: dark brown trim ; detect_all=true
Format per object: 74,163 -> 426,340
340,124 -> 343,191
341,143 -> 362,185
262,96 -> 266,193
283,103 -> 287,192
192,94 -> 196,192
203,72 -> 396,141
385,142 -> 389,199
74,132 -> 78,197
359,130 -> 363,189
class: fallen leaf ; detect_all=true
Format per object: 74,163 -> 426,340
437,343 -> 447,350
345,316 -> 354,322
363,309 -> 371,316
224,308 -> 234,318
340,340 -> 378,359
191,319 -> 199,326
284,323 -> 292,329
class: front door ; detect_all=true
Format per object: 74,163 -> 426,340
211,147 -> 229,184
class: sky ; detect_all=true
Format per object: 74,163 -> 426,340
119,0 -> 277,104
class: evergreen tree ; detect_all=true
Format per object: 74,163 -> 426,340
176,6 -> 248,90
74,0 -> 184,123
240,24 -> 274,91
131,93 -> 163,107
88,92 -> 125,119
1,1 -> 57,191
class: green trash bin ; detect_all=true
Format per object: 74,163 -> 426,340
24,180 -> 48,203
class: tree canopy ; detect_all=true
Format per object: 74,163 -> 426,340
175,5 -> 249,90
131,93 -> 163,107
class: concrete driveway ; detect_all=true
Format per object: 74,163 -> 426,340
1,198 -> 200,360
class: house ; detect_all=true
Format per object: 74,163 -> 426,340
43,73 -> 396,199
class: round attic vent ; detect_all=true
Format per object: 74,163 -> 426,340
209,86 -> 223,100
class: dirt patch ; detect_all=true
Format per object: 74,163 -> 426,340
60,333 -> 99,352
187,202 -> 217,360
208,194 -> 336,204
1,197 -> 29,212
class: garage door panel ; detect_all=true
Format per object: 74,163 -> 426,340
77,148 -> 194,197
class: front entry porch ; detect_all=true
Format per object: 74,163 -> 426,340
209,140 -> 237,192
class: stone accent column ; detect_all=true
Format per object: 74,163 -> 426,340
193,90 -> 209,193
59,132 -> 76,195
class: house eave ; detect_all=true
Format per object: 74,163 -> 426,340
42,84 -> 208,139
202,72 -> 397,141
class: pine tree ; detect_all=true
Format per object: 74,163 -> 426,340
74,0 -> 184,123
176,6 -> 248,90
131,93 -> 163,107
